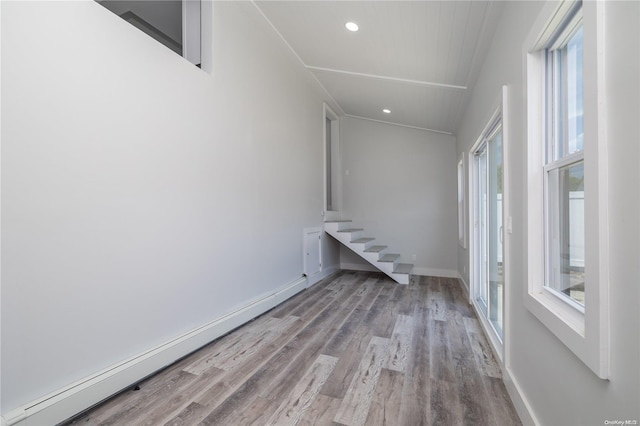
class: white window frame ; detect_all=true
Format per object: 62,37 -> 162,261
525,0 -> 609,379
457,155 -> 466,248
323,103 -> 341,221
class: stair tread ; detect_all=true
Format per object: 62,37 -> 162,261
393,263 -> 413,274
379,253 -> 400,262
337,228 -> 364,233
364,245 -> 387,253
351,237 -> 374,243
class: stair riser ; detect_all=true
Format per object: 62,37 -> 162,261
351,241 -> 374,251
323,221 -> 353,232
361,251 -> 387,263
323,223 -> 342,233
361,252 -> 380,265
376,260 -> 400,276
328,231 -> 357,248
392,273 -> 410,285
345,231 -> 363,241
336,222 -> 354,231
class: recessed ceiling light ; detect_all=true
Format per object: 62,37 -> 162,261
345,22 -> 359,32
383,108 -> 391,114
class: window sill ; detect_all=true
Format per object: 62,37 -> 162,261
525,289 -> 584,338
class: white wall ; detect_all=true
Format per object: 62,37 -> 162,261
1,0 -> 339,416
340,117 -> 458,277
457,1 -> 640,424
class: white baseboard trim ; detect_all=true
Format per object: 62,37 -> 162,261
340,263 -> 458,279
339,262 -> 376,272
306,265 -> 339,287
317,265 -> 340,283
2,276 -> 307,426
456,272 -> 470,298
411,267 -> 458,278
455,271 -> 536,426
504,366 -> 539,426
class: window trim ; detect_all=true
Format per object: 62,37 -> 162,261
458,155 -> 466,248
525,0 -> 609,379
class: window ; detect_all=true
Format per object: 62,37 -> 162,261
525,0 -> 609,378
544,10 -> 585,309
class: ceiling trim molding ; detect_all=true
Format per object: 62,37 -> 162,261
251,1 -> 346,116
344,114 -> 453,135
307,66 -> 467,91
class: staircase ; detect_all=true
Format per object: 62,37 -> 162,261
324,220 -> 413,284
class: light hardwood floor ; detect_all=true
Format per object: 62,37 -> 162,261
66,271 -> 521,426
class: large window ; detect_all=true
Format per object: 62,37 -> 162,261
525,0 -> 609,379
544,10 -> 585,309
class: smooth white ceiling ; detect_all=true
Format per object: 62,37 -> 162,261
255,1 -> 504,135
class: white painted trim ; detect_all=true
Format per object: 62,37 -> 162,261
305,270 -> 324,287
411,267 -> 458,278
457,272 -> 470,297
323,103 -> 341,219
343,114 -> 452,135
306,65 -> 467,91
501,84 -> 514,380
504,366 -> 540,426
200,0 -> 214,74
339,262 -> 376,273
2,277 -> 307,426
305,265 -> 339,289
469,292 -> 505,365
339,263 -> 457,279
0,0 -> 3,416
457,154 -> 467,248
456,271 -> 537,426
182,0 -> 201,67
314,265 -> 339,285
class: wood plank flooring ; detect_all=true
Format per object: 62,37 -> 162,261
66,271 -> 521,426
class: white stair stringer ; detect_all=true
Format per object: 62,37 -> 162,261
324,220 -> 413,284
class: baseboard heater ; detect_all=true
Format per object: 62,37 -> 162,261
1,276 -> 307,426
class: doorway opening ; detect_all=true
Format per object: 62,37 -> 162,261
471,114 -> 504,344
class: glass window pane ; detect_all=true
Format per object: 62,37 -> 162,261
488,132 -> 504,336
473,126 -> 504,341
547,161 -> 584,306
478,149 -> 488,314
566,26 -> 584,155
547,22 -> 584,163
